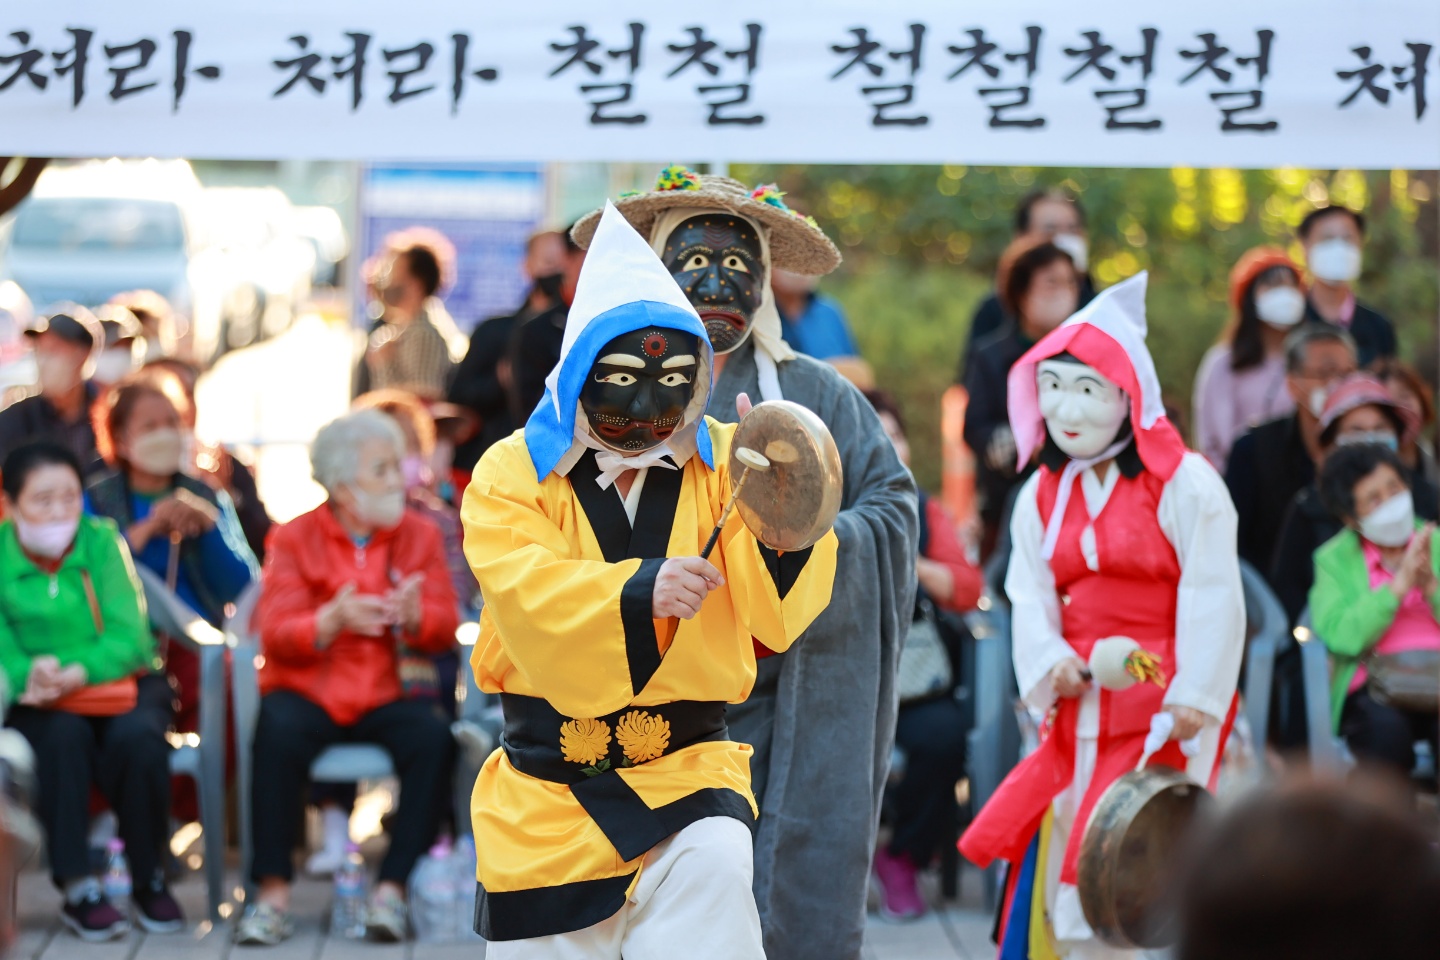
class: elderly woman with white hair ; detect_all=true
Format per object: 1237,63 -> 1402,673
235,410 -> 458,948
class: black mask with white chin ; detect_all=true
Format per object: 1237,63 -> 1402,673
580,328 -> 700,453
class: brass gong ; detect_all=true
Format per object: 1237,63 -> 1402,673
727,400 -> 843,552
1077,767 -> 1211,949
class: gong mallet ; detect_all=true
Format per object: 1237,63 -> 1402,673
699,446 -> 771,560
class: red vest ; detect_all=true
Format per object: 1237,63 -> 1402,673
960,466 -> 1190,883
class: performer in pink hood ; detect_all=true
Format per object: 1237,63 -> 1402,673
959,273 -> 1244,959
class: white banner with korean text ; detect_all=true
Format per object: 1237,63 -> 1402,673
2,1 -> 1437,168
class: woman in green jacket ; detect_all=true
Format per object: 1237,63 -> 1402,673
1309,442 -> 1440,777
0,441 -> 182,941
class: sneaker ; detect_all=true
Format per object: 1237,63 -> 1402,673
134,877 -> 186,933
363,891 -> 408,943
61,886 -> 130,942
234,903 -> 294,946
872,847 -> 926,921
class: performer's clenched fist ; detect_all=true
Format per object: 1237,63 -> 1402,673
654,556 -> 725,619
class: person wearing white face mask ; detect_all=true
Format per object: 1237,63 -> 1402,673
235,410 -> 459,948
0,306 -> 105,478
0,441 -> 184,940
1311,443 -> 1440,780
1297,205 -> 1397,367
960,189 -> 1097,377
1270,374 -> 1438,628
86,377 -> 258,774
960,273 -> 1244,959
90,305 -> 146,388
1192,247 -> 1307,472
964,237 -> 1081,557
1225,325 -> 1358,572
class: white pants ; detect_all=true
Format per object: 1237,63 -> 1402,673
485,817 -> 765,960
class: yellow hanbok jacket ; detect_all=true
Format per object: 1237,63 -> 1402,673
461,418 -> 838,940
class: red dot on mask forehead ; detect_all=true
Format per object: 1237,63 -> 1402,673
642,332 -> 668,357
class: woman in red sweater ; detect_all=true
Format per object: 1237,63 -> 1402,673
864,391 -> 983,921
235,410 -> 458,947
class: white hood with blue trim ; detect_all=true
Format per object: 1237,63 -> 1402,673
525,202 -> 715,483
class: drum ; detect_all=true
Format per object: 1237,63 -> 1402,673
728,400 -> 843,552
1077,766 -> 1211,949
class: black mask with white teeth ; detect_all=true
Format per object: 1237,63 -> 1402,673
580,327 -> 700,453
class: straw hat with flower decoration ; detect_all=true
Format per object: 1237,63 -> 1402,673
571,165 -> 842,277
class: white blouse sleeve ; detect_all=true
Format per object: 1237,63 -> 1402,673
1157,453 -> 1246,722
1005,472 -> 1076,713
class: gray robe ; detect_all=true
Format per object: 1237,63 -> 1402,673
713,340 -> 919,960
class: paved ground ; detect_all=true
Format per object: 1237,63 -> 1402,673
12,860 -> 995,960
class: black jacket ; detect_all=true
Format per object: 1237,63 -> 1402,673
450,311 -> 522,472
0,383 -> 103,478
1226,414 -> 1316,575
1302,297 -> 1396,368
962,323 -> 1033,532
507,302 -> 568,429
957,275 -> 1096,382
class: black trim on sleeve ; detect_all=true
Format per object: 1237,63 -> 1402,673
621,558 -> 666,695
476,872 -> 634,941
758,543 -> 814,600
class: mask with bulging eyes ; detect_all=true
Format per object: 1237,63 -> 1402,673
580,328 -> 701,453
661,214 -> 765,355
1037,358 -> 1131,460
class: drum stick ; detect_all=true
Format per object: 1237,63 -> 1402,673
699,447 -> 770,560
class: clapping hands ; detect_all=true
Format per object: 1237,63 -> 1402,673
316,574 -> 426,647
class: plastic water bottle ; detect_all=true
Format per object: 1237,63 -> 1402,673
409,839 -> 457,942
451,835 -> 481,940
102,839 -> 131,913
330,843 -> 368,939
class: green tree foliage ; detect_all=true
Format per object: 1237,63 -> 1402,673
733,165 -> 1439,492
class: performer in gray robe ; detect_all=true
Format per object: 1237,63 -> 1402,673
574,168 -> 918,960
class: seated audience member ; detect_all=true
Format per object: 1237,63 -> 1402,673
234,410 -> 458,947
963,238 -> 1079,556
1310,443 -> 1440,778
142,358 -> 274,561
1192,247 -> 1305,471
865,391 -> 982,921
109,290 -> 175,361
773,269 -> 860,361
90,305 -> 146,387
0,306 -> 105,477
1176,776 -> 1440,960
0,442 -> 180,940
87,377 -> 257,740
1225,325 -> 1357,571
1371,357 -> 1439,486
1298,205 -> 1396,366
1270,375 -> 1437,624
353,389 -> 477,614
958,189 -> 1094,374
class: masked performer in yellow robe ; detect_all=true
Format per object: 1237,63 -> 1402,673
461,203 -> 838,958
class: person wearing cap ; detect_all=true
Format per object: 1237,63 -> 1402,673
1270,375 -> 1437,625
461,205 -> 837,957
572,167 -> 916,960
90,305 -> 147,387
0,305 -> 105,479
1192,247 -> 1306,472
959,273 -> 1244,959
1225,325 -> 1358,572
1297,205 -> 1397,367
108,291 -> 175,362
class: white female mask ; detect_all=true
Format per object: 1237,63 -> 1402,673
1037,358 -> 1130,460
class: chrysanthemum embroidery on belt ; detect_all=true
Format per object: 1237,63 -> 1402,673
559,717 -> 613,776
558,710 -> 673,777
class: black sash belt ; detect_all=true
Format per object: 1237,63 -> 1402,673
499,694 -> 729,861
